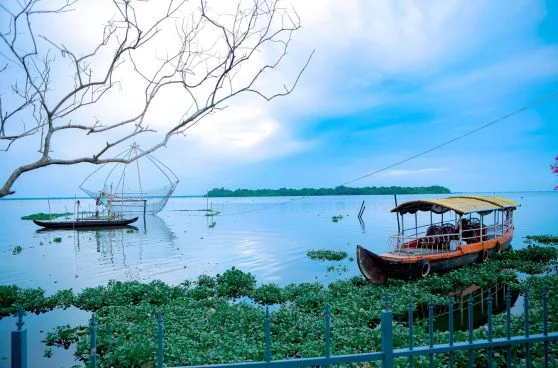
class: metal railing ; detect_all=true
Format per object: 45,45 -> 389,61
389,221 -> 514,254
7,288 -> 558,368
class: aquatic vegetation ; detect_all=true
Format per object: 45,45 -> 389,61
331,215 -> 343,222
53,237 -> 62,243
2,238 -> 558,367
525,234 -> 558,246
21,212 -> 71,220
252,283 -> 285,305
10,245 -> 23,255
215,267 -> 256,298
43,324 -> 86,349
307,249 -> 348,261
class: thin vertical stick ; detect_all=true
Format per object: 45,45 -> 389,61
487,288 -> 493,368
394,194 -> 400,233
429,297 -> 434,367
157,312 -> 164,368
468,294 -> 474,368
408,298 -> 414,368
506,287 -> 512,366
449,296 -> 454,368
265,307 -> 271,363
543,288 -> 549,368
90,313 -> 97,368
324,305 -> 331,368
524,290 -> 530,367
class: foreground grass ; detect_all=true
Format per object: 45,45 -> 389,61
1,239 -> 558,367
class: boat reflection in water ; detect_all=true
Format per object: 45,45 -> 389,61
397,282 -> 520,331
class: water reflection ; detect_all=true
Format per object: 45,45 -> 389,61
404,283 -> 520,331
358,217 -> 366,233
21,215 -> 177,289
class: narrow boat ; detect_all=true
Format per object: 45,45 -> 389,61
357,195 -> 519,284
33,217 -> 138,229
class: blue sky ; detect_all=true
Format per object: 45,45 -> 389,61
1,0 -> 558,197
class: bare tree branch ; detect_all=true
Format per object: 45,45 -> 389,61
0,0 -> 311,197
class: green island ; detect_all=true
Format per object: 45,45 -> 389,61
1,235 -> 557,367
207,185 -> 451,197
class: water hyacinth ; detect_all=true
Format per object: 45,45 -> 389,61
0,237 -> 557,366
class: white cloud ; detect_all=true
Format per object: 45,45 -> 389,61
185,104 -> 311,161
429,46 -> 558,93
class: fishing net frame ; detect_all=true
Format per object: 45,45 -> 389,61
79,144 -> 179,215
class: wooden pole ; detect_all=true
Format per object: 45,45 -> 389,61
394,194 -> 400,234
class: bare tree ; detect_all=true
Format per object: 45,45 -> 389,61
0,0 -> 312,197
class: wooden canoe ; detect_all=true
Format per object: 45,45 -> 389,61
33,217 -> 138,229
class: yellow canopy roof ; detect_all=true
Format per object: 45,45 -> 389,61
391,195 -> 519,215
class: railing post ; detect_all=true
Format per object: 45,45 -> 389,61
408,298 -> 414,368
324,305 -> 331,368
158,311 -> 164,368
90,312 -> 97,368
487,288 -> 493,368
524,290 -> 530,367
428,297 -> 434,367
468,294 -> 473,368
11,307 -> 27,368
449,296 -> 454,368
506,287 -> 512,366
381,293 -> 393,368
265,307 -> 271,363
543,288 -> 549,367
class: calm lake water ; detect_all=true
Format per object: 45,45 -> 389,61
1,192 -> 557,366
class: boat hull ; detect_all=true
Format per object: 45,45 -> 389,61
33,217 -> 138,229
357,230 -> 513,284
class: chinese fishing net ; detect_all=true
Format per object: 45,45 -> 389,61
79,144 -> 179,215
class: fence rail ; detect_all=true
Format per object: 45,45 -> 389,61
8,288 -> 558,368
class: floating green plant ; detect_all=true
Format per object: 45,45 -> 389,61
525,234 -> 558,245
0,237 -> 557,367
21,212 -> 71,220
307,249 -> 348,261
10,245 -> 23,255
53,237 -> 62,243
331,215 -> 343,222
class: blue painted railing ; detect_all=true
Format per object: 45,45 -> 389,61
9,288 -> 558,368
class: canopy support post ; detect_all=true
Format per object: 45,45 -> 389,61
394,194 -> 400,234
458,215 -> 463,243
414,212 -> 418,239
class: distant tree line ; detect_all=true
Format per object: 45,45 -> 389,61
207,185 -> 451,197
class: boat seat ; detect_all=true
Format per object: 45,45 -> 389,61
418,225 -> 442,248
441,223 -> 457,242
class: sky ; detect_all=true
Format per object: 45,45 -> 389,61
1,0 -> 558,198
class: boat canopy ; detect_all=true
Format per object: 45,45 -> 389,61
391,195 -> 519,216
